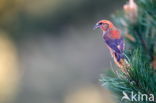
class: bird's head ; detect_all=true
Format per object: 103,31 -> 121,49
94,20 -> 115,31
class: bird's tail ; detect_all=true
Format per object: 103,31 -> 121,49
113,52 -> 130,73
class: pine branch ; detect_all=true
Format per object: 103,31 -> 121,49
101,49 -> 156,103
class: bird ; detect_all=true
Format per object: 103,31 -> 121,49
94,20 -> 129,71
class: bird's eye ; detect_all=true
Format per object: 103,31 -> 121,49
99,22 -> 103,25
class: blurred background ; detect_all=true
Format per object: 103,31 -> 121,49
0,0 -> 125,103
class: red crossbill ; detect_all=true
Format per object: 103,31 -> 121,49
94,20 -> 129,70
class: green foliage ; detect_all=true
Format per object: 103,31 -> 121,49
101,49 -> 156,103
101,0 -> 156,103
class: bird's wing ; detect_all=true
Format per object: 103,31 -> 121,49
105,38 -> 124,54
116,38 -> 124,52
